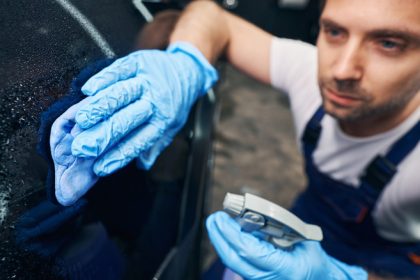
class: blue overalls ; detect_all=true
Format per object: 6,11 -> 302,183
291,106 -> 420,278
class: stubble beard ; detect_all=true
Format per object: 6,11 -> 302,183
319,78 -> 419,124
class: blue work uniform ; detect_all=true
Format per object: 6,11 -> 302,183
291,106 -> 420,278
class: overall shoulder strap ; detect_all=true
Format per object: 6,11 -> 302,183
301,106 -> 325,158
361,120 -> 420,191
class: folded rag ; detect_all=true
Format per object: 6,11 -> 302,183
37,59 -> 115,205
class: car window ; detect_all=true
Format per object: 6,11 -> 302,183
0,1 -> 144,277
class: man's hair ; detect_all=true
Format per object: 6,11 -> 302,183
319,0 -> 326,11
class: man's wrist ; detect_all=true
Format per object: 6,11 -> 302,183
328,257 -> 368,280
167,41 -> 218,95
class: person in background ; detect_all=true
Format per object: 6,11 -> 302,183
58,0 -> 420,279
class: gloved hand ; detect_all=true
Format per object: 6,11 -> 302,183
206,211 -> 368,280
50,98 -> 98,206
71,42 -> 218,176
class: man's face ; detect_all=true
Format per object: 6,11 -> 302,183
317,0 -> 420,127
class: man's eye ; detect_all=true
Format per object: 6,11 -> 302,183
380,40 -> 398,49
323,27 -> 344,41
377,39 -> 406,53
327,28 -> 342,37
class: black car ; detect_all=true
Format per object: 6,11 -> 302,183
0,1 -> 218,279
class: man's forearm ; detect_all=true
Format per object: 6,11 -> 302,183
169,0 -> 272,83
169,1 -> 229,64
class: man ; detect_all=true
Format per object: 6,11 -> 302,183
61,0 -> 419,278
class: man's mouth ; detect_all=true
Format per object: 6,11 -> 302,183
324,87 -> 362,107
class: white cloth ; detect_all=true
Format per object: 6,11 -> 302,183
270,37 -> 420,242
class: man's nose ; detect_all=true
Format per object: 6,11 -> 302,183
332,40 -> 364,81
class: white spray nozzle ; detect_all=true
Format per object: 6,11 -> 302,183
222,192 -> 323,248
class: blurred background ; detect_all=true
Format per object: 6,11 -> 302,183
203,62 -> 306,270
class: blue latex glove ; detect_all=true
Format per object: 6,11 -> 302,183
71,42 -> 218,176
206,211 -> 368,280
50,98 -> 99,206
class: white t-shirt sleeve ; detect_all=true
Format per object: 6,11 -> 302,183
270,37 -> 317,93
270,37 -> 321,141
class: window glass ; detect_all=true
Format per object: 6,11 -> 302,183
0,1 -> 143,277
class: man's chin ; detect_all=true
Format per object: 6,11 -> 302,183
322,101 -> 362,122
